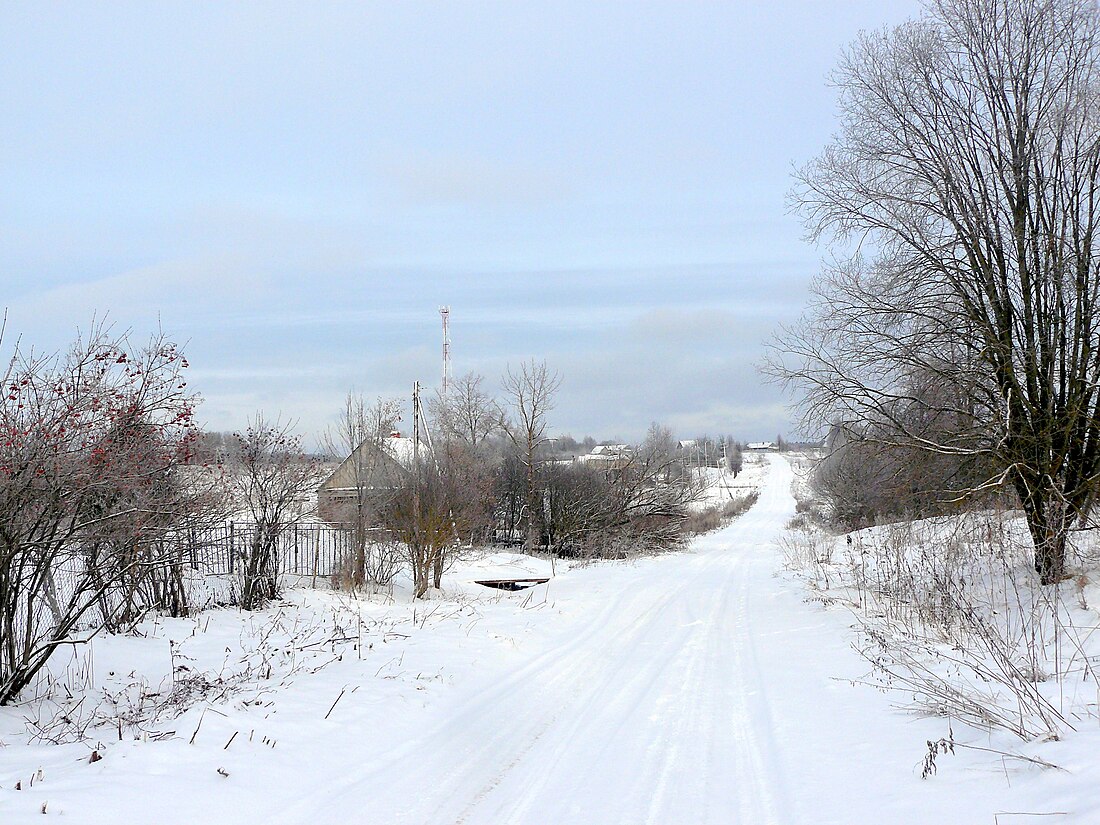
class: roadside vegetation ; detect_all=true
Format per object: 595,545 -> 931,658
773,0 -> 1100,770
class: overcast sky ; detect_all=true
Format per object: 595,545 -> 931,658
1,1 -> 918,444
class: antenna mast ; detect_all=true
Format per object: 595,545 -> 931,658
439,306 -> 452,399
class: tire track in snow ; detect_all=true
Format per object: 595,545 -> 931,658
477,610 -> 701,825
272,455 -> 798,825
450,554 -> 733,824
273,561 -> 704,825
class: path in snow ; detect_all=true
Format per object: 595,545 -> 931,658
269,455 -> 1017,825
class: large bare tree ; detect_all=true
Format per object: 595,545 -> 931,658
428,372 -> 501,550
773,0 -> 1100,582
430,372 -> 500,450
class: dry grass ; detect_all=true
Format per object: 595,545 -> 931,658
684,492 -> 760,536
784,510 -> 1100,744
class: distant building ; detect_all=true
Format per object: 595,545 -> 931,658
317,432 -> 419,522
590,444 -> 630,456
576,444 -> 632,476
746,441 -> 776,452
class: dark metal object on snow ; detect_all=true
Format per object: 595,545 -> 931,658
473,578 -> 550,591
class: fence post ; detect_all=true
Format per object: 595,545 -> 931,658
312,529 -> 320,589
229,521 -> 235,576
294,524 -> 299,574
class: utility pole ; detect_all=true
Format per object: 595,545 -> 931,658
412,381 -> 421,466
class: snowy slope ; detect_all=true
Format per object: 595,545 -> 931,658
2,455 -> 1094,823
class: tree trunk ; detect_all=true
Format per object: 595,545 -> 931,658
412,543 -> 430,598
1033,527 -> 1068,586
353,522 -> 366,590
524,450 -> 538,554
524,518 -> 539,555
1016,474 -> 1073,585
432,550 -> 444,589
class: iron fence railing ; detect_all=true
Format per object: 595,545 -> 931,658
180,522 -> 378,581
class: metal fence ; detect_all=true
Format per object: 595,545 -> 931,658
182,522 -> 366,582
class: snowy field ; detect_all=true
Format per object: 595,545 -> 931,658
2,455 -> 1099,822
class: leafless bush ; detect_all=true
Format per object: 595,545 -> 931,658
378,456 -> 473,598
228,417 -> 320,610
542,425 -> 705,559
684,507 -> 723,535
331,537 -> 402,593
780,526 -> 837,591
786,498 -> 827,534
0,325 -> 201,704
812,425 -> 1001,531
22,602 -> 380,744
721,492 -> 758,521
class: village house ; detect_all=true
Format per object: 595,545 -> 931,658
317,432 -> 418,522
576,443 -> 632,477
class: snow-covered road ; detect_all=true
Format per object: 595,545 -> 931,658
268,455 -> 1018,824
275,456 -> 797,825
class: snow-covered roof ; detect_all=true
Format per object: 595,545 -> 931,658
382,434 -> 418,467
590,444 -> 630,455
747,442 -> 775,451
317,433 -> 426,495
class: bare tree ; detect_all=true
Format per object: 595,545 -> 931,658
433,439 -> 497,547
378,456 -> 476,598
501,360 -> 562,554
428,372 -> 501,552
230,417 -> 319,610
772,0 -> 1100,582
494,449 -> 527,545
430,372 -> 500,449
0,326 -> 198,703
726,439 -> 743,477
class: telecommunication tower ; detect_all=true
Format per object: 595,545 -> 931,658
439,306 -> 452,399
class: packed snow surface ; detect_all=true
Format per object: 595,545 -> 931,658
2,455 -> 1097,822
